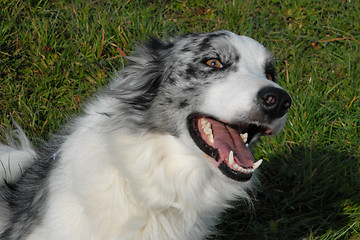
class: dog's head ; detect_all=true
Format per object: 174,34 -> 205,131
111,30 -> 291,182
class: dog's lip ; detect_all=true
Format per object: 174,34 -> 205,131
187,114 -> 269,182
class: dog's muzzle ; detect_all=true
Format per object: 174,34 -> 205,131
187,86 -> 291,182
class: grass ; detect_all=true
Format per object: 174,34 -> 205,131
0,0 -> 359,239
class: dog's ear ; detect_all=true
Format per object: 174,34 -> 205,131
109,36 -> 174,112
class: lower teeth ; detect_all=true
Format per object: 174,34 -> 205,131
226,152 -> 263,173
228,151 -> 234,165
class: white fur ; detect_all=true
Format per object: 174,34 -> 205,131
21,97 -> 252,240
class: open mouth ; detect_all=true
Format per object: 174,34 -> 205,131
187,115 -> 272,182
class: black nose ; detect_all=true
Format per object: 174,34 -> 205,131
257,86 -> 291,119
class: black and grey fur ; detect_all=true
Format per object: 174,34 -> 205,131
0,30 -> 291,240
109,32 -> 244,134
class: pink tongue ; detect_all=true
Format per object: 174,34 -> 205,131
208,119 -> 254,168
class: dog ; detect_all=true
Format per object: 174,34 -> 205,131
0,30 -> 291,240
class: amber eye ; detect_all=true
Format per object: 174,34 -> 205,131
205,59 -> 223,69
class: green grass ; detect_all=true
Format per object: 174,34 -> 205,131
1,0 -> 359,239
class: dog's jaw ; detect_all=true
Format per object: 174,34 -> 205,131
187,115 -> 269,182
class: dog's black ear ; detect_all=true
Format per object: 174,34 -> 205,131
109,36 -> 174,112
144,36 -> 175,57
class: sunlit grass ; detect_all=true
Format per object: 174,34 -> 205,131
0,0 -> 359,239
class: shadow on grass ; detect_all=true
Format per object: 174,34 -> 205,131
210,144 -> 360,240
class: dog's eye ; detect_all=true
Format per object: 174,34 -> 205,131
264,60 -> 277,82
266,73 -> 273,81
205,59 -> 223,69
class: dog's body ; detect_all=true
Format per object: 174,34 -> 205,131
0,31 -> 291,240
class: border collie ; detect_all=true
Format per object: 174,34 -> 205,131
0,30 -> 291,240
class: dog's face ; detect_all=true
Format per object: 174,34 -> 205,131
114,30 -> 291,182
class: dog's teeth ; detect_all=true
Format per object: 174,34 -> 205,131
252,159 -> 263,170
208,134 -> 214,143
203,122 -> 212,135
230,160 -> 256,173
228,151 -> 234,166
240,132 -> 248,144
200,118 -> 214,143
233,162 -> 241,170
200,118 -> 207,129
200,118 -> 211,134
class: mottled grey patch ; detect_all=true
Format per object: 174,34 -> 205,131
184,87 -> 196,92
178,100 -> 189,109
105,31 -> 248,136
168,77 -> 176,84
0,135 -> 65,239
185,65 -> 197,79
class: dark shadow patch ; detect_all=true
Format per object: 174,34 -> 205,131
209,144 -> 360,239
